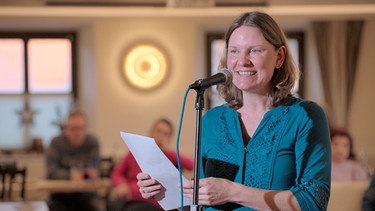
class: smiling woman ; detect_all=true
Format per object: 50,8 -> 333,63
206,31 -> 304,109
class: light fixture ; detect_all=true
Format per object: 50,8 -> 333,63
122,42 -> 169,90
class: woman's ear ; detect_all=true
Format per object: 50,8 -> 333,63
275,46 -> 286,69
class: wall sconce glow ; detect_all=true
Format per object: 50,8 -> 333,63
123,44 -> 168,90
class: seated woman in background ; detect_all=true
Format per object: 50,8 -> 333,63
331,127 -> 368,182
110,118 -> 194,211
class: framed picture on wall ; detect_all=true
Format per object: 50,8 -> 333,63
205,31 -> 304,109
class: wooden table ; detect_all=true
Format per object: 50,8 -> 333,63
29,179 -> 111,193
0,201 -> 49,211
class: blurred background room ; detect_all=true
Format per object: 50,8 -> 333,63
0,0 -> 374,210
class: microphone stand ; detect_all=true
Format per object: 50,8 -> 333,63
190,87 -> 205,211
187,71 -> 231,211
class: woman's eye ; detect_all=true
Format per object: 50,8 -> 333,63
250,49 -> 262,55
229,49 -> 238,54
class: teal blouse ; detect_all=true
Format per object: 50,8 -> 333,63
200,97 -> 331,211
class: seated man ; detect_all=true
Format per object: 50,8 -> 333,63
46,110 -> 105,211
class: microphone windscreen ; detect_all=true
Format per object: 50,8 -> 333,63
218,68 -> 232,85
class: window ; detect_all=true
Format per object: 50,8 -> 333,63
0,32 -> 76,151
0,38 -> 24,93
206,32 -> 304,109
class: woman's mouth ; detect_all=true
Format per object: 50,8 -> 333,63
238,71 -> 256,76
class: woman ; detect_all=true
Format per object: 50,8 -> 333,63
137,11 -> 331,211
331,127 -> 368,181
110,118 -> 194,211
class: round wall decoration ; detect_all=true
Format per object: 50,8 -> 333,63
122,42 -> 169,90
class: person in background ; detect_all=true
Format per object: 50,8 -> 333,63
110,118 -> 194,211
46,110 -> 105,211
331,127 -> 368,182
29,137 -> 44,153
362,172 -> 375,211
137,11 -> 331,211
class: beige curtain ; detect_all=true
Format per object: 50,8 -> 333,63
312,21 -> 364,128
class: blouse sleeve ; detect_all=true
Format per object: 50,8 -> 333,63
179,154 -> 194,171
290,101 -> 332,210
110,154 -> 130,187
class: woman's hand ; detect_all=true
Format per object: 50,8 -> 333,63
182,177 -> 233,206
136,172 -> 163,199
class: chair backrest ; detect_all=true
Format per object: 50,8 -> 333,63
0,165 -> 27,201
100,157 -> 115,178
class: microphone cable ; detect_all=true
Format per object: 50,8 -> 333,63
175,86 -> 191,211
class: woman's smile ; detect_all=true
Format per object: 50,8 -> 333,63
237,70 -> 257,76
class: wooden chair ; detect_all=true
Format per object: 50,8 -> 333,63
100,157 -> 115,179
99,156 -> 115,210
0,164 -> 27,201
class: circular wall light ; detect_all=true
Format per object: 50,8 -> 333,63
122,43 -> 169,90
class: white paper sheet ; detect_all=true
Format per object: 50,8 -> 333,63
120,131 -> 192,210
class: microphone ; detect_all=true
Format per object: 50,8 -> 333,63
189,68 -> 232,91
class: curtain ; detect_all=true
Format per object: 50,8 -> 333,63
312,21 -> 364,128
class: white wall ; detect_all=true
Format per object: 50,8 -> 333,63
87,18 -> 200,159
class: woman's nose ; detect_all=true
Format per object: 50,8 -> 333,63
238,53 -> 251,66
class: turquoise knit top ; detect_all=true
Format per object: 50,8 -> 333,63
200,97 -> 331,211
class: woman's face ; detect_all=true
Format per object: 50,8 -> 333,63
226,26 -> 285,95
150,121 -> 172,150
331,135 -> 351,163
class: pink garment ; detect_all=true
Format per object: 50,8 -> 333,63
111,150 -> 194,209
331,160 -> 368,182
